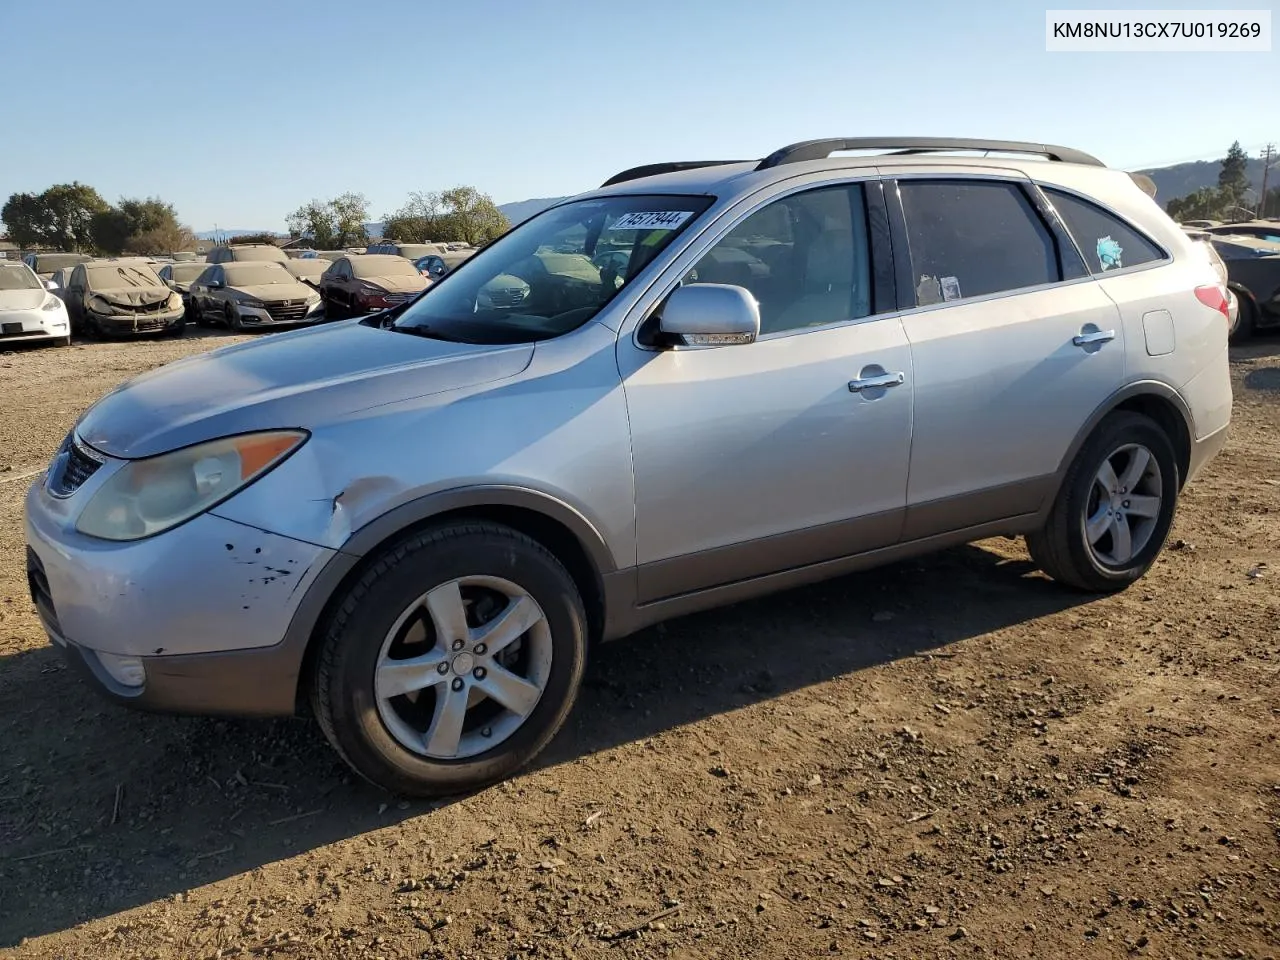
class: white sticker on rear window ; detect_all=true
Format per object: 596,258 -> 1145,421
610,211 -> 693,231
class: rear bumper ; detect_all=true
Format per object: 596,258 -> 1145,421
1186,422 -> 1229,487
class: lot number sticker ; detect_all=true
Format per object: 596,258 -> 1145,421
610,211 -> 693,230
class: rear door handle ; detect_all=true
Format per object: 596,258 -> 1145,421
1073,329 -> 1116,346
848,372 -> 905,392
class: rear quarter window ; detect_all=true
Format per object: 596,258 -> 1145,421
1043,187 -> 1166,275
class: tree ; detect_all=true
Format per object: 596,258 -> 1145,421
437,186 -> 509,245
288,193 -> 369,249
1,193 -> 45,249
1166,186 -> 1231,222
382,191 -> 444,243
2,183 -> 108,251
90,196 -> 195,255
381,186 -> 509,245
228,232 -> 279,245
1218,141 -> 1250,204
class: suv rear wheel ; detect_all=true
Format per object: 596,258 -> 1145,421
1028,411 -> 1179,592
311,522 -> 588,796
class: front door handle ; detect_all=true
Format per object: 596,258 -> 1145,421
848,371 -> 905,392
1073,329 -> 1116,347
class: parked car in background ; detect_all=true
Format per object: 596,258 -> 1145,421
1203,220 -> 1280,243
64,261 -> 185,337
171,251 -> 199,262
413,249 -> 478,280
23,252 -> 92,281
366,241 -> 447,260
0,261 -> 71,347
319,254 -> 430,319
47,267 -> 75,302
282,257 -> 328,290
205,243 -> 290,265
157,261 -> 210,314
1207,234 -> 1280,339
188,261 -> 323,330
23,137 -> 1233,798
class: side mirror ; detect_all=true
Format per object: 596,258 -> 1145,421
658,283 -> 759,347
207,280 -> 222,289
44,280 -> 57,291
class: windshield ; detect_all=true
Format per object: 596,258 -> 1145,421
352,256 -> 420,279
34,254 -> 89,272
287,259 -> 327,277
224,263 -> 296,286
86,264 -> 163,289
392,194 -> 712,343
170,262 -> 207,282
391,244 -> 443,259
0,266 -> 40,291
229,246 -> 289,263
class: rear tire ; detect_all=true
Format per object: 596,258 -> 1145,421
311,522 -> 588,797
1028,411 -> 1179,593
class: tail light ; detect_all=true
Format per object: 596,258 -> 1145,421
1194,284 -> 1229,320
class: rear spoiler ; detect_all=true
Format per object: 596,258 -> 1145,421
1129,172 -> 1157,199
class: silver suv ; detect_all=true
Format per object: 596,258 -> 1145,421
25,138 -> 1232,796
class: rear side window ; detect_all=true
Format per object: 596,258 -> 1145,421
899,179 -> 1058,305
1043,188 -> 1166,275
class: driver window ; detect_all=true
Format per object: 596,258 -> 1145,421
684,183 -> 872,335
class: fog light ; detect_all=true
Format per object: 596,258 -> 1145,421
96,651 -> 145,688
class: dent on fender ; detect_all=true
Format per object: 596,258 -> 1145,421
325,476 -> 410,544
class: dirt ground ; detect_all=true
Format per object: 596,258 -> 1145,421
0,330 -> 1276,960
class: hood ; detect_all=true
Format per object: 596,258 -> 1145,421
0,289 -> 48,311
93,285 -> 172,307
230,281 -> 317,301
361,274 -> 429,294
76,320 -> 534,458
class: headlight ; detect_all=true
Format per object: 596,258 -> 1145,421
75,431 -> 307,541
167,293 -> 183,310
237,298 -> 267,310
87,295 -> 113,314
41,296 -> 61,311
306,294 -> 321,305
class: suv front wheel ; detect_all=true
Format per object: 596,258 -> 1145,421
1028,411 -> 1179,592
311,522 -> 588,796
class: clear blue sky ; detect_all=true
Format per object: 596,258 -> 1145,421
1,0 -> 1275,232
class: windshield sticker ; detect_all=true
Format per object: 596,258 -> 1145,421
1097,236 -> 1124,271
940,276 -> 962,301
610,211 -> 694,231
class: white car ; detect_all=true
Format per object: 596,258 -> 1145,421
0,261 -> 71,347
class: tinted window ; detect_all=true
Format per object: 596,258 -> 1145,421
899,179 -> 1057,304
1044,188 -> 1167,274
684,184 -> 873,335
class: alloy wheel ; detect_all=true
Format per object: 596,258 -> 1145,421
374,576 -> 552,760
1083,443 -> 1163,567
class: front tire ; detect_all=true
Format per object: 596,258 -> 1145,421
311,522 -> 588,797
1028,411 -> 1179,592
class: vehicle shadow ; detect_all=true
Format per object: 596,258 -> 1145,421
0,541 -> 1096,945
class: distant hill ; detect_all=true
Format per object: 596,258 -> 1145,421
498,197 -> 568,226
1135,157 -> 1270,206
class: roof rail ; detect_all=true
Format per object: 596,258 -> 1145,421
756,138 -> 1105,170
600,160 -> 745,188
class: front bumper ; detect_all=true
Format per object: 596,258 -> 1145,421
236,300 -> 325,328
88,305 -> 185,335
24,466 -> 339,715
0,306 -> 70,343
